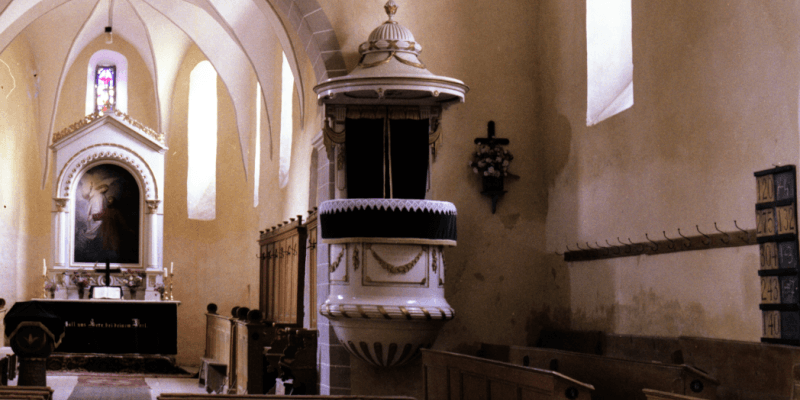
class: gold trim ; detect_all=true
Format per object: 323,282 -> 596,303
399,306 -> 412,320
339,304 -> 351,318
357,304 -> 370,319
394,53 -> 426,69
330,247 -> 345,273
323,124 -> 346,145
369,246 -> 425,274
353,246 -> 360,271
54,198 -> 69,212
322,237 -> 456,246
420,307 -> 432,320
51,110 -> 165,146
358,52 -> 394,68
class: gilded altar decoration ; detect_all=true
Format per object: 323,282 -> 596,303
52,110 -> 165,146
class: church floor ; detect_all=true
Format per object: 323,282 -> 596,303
8,368 -> 208,400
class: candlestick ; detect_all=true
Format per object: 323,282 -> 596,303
170,262 -> 174,274
43,259 -> 46,277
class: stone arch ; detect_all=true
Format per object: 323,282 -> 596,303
56,143 -> 158,202
267,0 -> 347,83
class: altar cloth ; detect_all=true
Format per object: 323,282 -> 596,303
32,300 -> 179,355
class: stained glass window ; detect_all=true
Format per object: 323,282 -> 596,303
95,66 -> 116,113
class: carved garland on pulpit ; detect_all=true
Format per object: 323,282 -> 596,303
56,143 -> 158,201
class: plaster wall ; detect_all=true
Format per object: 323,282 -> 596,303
164,41 -> 313,365
0,37 -> 51,304
544,1 -> 800,340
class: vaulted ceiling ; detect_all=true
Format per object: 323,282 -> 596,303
0,0 -> 344,185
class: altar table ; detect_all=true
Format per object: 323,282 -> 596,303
32,299 -> 179,354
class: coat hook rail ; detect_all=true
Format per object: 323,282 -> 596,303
561,222 -> 757,262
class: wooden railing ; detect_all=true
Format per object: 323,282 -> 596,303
422,349 -> 594,400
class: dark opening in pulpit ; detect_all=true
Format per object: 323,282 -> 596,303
31,299 -> 179,354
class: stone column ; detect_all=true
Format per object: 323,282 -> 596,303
146,200 -> 161,270
52,198 -> 69,267
312,131 -> 351,395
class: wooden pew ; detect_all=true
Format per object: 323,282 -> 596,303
490,345 -> 717,400
532,331 -> 800,400
0,386 -> 53,400
642,389 -> 705,400
422,349 -> 594,400
159,395 -> 415,400
200,304 -> 236,394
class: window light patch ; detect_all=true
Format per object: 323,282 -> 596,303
187,61 -> 218,220
279,53 -> 294,189
586,0 -> 633,126
254,82 -> 262,207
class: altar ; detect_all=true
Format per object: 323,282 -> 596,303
32,299 -> 179,355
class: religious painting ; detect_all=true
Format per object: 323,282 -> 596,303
74,164 -> 140,264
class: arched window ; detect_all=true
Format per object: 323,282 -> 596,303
279,53 -> 294,188
254,82 -> 262,207
586,0 -> 633,126
95,66 -> 116,113
187,61 -> 218,220
86,50 -> 128,115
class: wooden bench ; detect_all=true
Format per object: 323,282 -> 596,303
530,331 -> 800,400
642,389 -> 706,400
422,349 -> 594,400
480,344 -> 718,400
0,386 -> 53,400
201,304 -> 236,393
158,395 -> 415,400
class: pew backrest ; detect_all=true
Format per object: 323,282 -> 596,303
422,349 -> 593,400
642,389 -> 706,400
505,346 -> 717,400
158,395 -> 415,400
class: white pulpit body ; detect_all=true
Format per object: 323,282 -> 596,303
48,111 -> 167,300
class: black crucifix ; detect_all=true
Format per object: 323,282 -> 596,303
95,259 -> 120,287
473,121 -> 510,214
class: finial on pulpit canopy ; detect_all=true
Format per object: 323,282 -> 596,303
384,0 -> 398,21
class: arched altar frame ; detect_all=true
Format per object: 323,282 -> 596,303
53,143 -> 160,270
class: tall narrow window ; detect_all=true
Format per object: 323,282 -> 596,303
586,0 -> 633,126
87,50 -> 128,115
254,82 -> 262,207
187,61 -> 218,220
95,66 -> 116,113
279,53 -> 294,188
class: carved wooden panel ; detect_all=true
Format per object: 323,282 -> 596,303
259,218 -> 307,325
